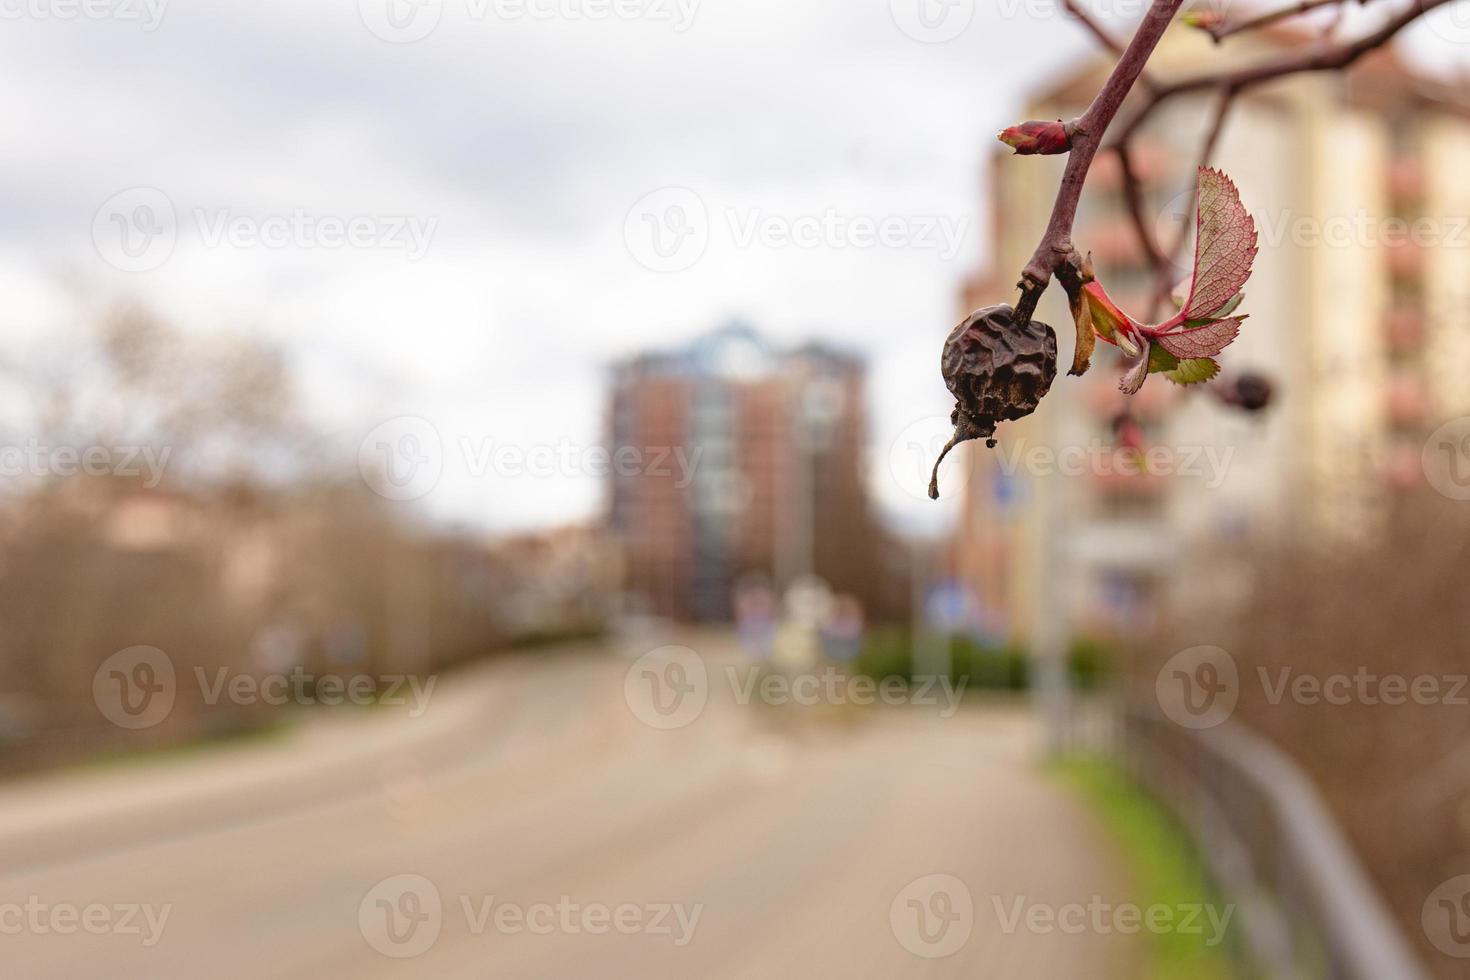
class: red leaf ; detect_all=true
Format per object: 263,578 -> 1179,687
1118,344 -> 1151,395
1154,316 -> 1244,359
1182,168 -> 1257,320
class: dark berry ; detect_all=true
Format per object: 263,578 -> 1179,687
1232,372 -> 1272,413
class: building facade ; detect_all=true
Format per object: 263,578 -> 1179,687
956,28 -> 1470,642
608,323 -> 890,622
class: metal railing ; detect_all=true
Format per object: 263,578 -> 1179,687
1061,697 -> 1428,980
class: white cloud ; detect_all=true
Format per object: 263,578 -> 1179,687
0,0 -> 1104,532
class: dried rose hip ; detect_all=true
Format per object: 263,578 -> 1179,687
928,303 -> 1057,499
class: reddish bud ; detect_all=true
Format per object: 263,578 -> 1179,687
1181,10 -> 1225,32
997,120 -> 1072,156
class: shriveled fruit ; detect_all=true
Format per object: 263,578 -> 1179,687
928,303 -> 1057,499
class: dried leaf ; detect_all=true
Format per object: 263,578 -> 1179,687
1069,286 -> 1096,376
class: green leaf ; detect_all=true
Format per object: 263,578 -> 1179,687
1147,345 -> 1179,373
1162,357 -> 1221,386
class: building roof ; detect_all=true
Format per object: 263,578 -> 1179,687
1025,14 -> 1470,117
613,321 -> 864,381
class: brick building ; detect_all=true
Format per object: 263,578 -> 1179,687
608,323 -> 893,622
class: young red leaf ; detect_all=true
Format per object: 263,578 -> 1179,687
1155,315 -> 1245,359
1119,344 -> 1151,395
1181,168 -> 1258,319
1079,168 -> 1253,395
1082,280 -> 1139,352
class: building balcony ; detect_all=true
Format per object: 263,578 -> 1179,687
1382,439 -> 1424,490
1387,157 -> 1425,204
1386,238 -> 1424,279
1386,371 -> 1429,426
1384,306 -> 1425,352
1068,516 -> 1173,571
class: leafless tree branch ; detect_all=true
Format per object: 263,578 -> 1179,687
1014,0 -> 1185,328
1062,0 -> 1159,91
1204,0 -> 1359,42
1006,0 -> 1450,335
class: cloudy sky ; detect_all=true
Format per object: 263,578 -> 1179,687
2,0 -> 1462,535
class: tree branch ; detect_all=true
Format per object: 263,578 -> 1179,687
1144,85 -> 1237,319
1205,0 -> 1357,42
1111,0 -> 1454,148
1006,0 -> 1448,338
1015,0 -> 1186,323
1062,0 -> 1158,91
1116,142 -> 1170,277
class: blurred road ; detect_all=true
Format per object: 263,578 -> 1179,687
0,635 -> 1139,978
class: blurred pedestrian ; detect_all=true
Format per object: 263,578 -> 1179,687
821,594 -> 865,663
734,578 -> 777,661
771,577 -> 829,673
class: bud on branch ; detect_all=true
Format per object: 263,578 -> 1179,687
997,119 -> 1074,155
1180,9 -> 1226,32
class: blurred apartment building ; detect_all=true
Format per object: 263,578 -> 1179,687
607,323 -> 895,622
956,26 -> 1470,641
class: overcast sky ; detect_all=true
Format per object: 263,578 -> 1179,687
2,0 -> 1462,536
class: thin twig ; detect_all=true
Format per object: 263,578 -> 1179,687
1170,87 -> 1235,262
1015,0 -> 1186,325
1208,0 -> 1355,42
1146,86 -> 1236,319
1062,0 -> 1158,91
1110,0 -> 1454,149
1116,142 -> 1170,278
1013,0 -> 1447,336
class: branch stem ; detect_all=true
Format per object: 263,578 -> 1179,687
1017,0 -> 1185,315
1110,0 -> 1453,149
1209,0 -> 1356,42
